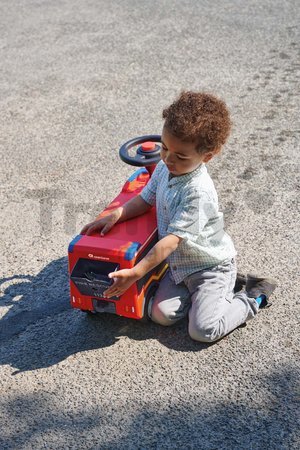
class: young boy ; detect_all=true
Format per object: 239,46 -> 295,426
81,91 -> 277,342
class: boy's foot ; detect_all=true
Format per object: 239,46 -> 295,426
246,273 -> 278,308
234,272 -> 247,293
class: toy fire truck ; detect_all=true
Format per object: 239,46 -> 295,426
68,135 -> 168,320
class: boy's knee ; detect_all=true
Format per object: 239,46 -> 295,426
150,302 -> 177,327
188,322 -> 222,343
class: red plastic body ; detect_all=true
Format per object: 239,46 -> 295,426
68,167 -> 167,319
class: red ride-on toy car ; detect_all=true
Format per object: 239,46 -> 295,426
68,135 -> 168,320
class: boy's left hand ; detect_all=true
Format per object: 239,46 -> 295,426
103,269 -> 139,298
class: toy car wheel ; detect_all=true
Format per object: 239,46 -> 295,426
140,283 -> 159,323
80,309 -> 96,316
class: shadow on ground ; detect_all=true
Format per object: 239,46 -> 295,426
0,364 -> 298,449
0,257 -> 215,373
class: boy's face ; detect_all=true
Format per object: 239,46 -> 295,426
161,127 -> 215,176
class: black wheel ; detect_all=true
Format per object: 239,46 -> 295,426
139,283 -> 159,323
119,135 -> 162,167
80,309 -> 97,316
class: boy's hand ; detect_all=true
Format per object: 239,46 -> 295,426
102,234 -> 181,298
103,269 -> 139,298
80,210 -> 121,236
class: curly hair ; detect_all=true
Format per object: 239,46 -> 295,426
162,91 -> 231,153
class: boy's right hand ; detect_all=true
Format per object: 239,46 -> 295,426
80,210 -> 121,236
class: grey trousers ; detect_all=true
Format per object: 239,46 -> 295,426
149,258 -> 259,342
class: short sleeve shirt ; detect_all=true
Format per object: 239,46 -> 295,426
140,160 -> 236,284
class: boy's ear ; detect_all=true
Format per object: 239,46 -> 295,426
203,147 -> 221,163
202,152 -> 214,163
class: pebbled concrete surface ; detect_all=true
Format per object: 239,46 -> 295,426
0,0 -> 299,448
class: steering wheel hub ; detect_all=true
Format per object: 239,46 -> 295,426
119,135 -> 162,167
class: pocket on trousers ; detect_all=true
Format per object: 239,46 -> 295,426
225,259 -> 237,303
225,293 -> 233,303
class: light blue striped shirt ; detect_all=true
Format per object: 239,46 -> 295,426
140,160 -> 236,284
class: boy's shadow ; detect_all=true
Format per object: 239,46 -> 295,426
0,257 -> 210,374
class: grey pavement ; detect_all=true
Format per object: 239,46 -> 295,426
0,0 -> 299,448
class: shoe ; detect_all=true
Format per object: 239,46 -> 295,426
246,273 -> 278,307
234,272 -> 247,293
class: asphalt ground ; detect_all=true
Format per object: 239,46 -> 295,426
0,0 -> 299,448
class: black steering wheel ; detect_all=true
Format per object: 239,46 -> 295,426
119,135 -> 162,167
